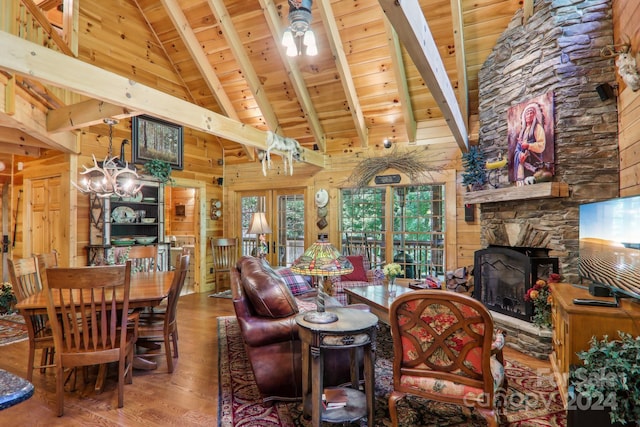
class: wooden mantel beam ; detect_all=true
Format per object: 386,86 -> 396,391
378,0 -> 469,152
0,31 -> 325,168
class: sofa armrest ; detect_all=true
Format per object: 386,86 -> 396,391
236,314 -> 299,347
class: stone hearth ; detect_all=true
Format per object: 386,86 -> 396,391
492,311 -> 552,360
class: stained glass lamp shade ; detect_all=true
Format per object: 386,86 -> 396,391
291,237 -> 353,323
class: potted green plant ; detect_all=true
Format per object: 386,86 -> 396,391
569,332 -> 640,426
143,159 -> 173,184
461,146 -> 488,191
0,282 -> 17,314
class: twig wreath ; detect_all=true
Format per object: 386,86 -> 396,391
345,147 -> 441,188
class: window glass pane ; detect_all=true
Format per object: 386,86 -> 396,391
340,188 -> 386,269
277,194 -> 305,266
240,196 -> 261,256
392,185 -> 445,278
340,184 -> 446,279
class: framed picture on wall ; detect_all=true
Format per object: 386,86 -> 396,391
506,91 -> 555,185
132,115 -> 184,170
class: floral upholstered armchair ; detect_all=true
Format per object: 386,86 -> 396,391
327,255 -> 385,305
387,290 -> 506,427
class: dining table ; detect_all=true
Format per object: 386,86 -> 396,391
15,269 -> 175,390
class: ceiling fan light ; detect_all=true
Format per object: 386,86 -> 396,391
286,43 -> 298,57
282,29 -> 294,48
303,29 -> 315,46
305,39 -> 318,56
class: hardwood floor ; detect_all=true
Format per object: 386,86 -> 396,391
0,292 -> 550,425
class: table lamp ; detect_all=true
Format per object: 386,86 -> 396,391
291,235 -> 353,323
247,212 -> 271,259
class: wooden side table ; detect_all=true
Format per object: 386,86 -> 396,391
296,307 -> 378,427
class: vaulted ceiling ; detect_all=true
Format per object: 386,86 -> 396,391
0,0 -> 525,167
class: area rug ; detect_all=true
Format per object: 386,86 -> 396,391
0,314 -> 28,347
209,290 -> 233,299
218,316 -> 566,427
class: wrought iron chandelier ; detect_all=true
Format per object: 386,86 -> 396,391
73,118 -> 143,198
281,0 -> 317,57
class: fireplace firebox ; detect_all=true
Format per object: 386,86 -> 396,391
474,246 -> 558,322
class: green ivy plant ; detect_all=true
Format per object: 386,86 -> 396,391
571,332 -> 640,425
143,159 -> 173,184
461,146 -> 488,191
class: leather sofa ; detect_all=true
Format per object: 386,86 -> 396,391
231,256 -> 368,402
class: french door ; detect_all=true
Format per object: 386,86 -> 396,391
237,189 -> 306,267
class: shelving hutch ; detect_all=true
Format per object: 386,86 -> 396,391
86,177 -> 169,270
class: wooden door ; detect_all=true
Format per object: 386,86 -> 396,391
236,188 -> 305,267
29,177 -> 62,257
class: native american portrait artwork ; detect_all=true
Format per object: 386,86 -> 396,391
507,92 -> 555,185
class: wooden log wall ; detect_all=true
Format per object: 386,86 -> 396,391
615,0 -> 640,196
225,142 -> 479,272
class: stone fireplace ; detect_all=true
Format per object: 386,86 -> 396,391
468,0 -> 619,359
475,0 -> 619,282
474,246 -> 558,323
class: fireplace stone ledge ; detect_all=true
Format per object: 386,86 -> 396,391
491,311 -> 553,360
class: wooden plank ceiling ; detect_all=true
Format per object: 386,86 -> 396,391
1,0 -> 522,164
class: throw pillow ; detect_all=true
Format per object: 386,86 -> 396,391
341,255 -> 368,282
276,268 -> 314,296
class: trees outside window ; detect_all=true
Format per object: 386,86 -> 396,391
341,185 -> 445,279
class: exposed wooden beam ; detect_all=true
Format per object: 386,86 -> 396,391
259,0 -> 326,152
317,0 -> 369,147
382,17 -> 416,143
378,0 -> 469,152
61,0 -> 78,56
523,0 -> 534,24
1,71 -> 78,152
36,0 -> 62,10
207,0 -> 281,133
0,31 -> 325,167
160,0 -> 238,122
0,126 -> 44,156
47,99 -> 136,132
450,0 -> 468,130
159,0 -> 254,160
3,74 -> 15,115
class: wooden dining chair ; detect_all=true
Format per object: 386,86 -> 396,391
8,256 -> 55,381
127,245 -> 160,272
39,261 -> 137,416
35,249 -> 59,269
211,238 -> 238,292
388,290 -> 506,427
135,254 -> 190,373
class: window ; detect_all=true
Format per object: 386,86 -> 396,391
340,185 -> 445,279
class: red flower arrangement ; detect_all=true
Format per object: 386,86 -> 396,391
524,274 -> 560,328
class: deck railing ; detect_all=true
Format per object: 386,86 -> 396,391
239,235 -> 445,279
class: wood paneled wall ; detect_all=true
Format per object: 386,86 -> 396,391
225,142 -> 478,272
615,0 -> 640,196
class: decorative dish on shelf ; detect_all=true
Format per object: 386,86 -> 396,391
111,237 -> 136,246
135,236 -> 157,245
142,197 -> 156,203
111,206 -> 136,223
141,217 -> 156,224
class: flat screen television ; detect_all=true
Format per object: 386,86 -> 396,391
579,195 -> 640,300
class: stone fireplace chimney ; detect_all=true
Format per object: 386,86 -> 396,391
476,0 -> 619,283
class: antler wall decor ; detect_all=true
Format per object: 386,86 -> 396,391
600,37 -> 640,92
